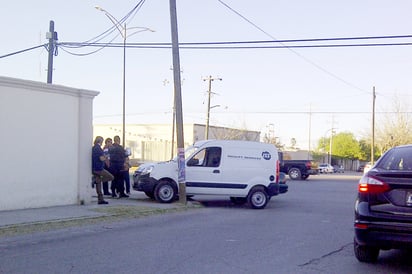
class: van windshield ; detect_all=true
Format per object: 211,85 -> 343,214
172,145 -> 200,161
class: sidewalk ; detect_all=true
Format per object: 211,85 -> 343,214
0,192 -> 192,229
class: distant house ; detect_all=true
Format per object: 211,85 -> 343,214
93,123 -> 260,163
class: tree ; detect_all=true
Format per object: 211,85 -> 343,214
262,134 -> 284,150
376,97 -> 412,154
362,96 -> 412,158
332,132 -> 363,159
316,132 -> 362,159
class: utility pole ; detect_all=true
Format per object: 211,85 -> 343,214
122,23 -> 126,147
371,86 -> 376,164
169,0 -> 186,204
46,20 -> 58,84
203,75 -> 222,139
168,66 -> 183,160
308,104 -> 312,160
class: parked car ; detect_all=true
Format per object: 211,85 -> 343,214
357,165 -> 365,172
354,144 -> 412,262
363,162 -> 372,174
318,163 -> 334,173
333,165 -> 344,173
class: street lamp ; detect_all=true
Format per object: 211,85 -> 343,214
95,6 -> 154,147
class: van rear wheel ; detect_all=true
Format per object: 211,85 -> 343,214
154,180 -> 177,203
247,186 -> 268,209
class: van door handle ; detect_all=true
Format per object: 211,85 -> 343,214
213,170 -> 220,173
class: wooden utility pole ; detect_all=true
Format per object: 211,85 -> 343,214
203,75 -> 222,139
169,0 -> 186,204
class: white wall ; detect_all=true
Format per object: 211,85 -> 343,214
0,76 -> 98,211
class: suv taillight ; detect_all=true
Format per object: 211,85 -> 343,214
358,174 -> 390,194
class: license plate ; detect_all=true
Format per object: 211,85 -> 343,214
406,192 -> 412,206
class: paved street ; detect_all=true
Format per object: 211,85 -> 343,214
1,173 -> 412,273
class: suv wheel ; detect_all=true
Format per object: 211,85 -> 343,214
247,186 -> 268,209
288,168 -> 301,180
354,239 -> 379,263
154,180 -> 177,203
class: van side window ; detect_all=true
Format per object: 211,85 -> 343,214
206,147 -> 221,167
187,149 -> 206,166
187,147 -> 222,167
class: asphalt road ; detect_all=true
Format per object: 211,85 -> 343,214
1,173 -> 412,274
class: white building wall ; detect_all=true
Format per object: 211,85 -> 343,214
93,124 -> 196,162
93,123 -> 260,163
0,76 -> 98,211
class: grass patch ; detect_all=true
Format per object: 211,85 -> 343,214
0,204 -> 201,238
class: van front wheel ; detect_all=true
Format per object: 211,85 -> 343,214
154,180 -> 177,203
247,186 -> 268,209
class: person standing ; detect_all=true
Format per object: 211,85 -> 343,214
123,155 -> 131,195
92,136 -> 114,204
102,137 -> 113,196
109,135 -> 129,198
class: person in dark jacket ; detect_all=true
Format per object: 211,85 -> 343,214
102,137 -> 113,196
92,136 -> 114,204
109,135 -> 129,198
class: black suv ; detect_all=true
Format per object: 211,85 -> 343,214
354,144 -> 412,262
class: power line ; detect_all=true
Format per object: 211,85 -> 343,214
58,40 -> 412,49
217,0 -> 367,93
4,34 -> 412,58
0,44 -> 46,59
61,0 -> 146,55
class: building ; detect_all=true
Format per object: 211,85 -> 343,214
93,123 -> 260,163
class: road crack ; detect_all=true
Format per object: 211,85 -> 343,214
298,242 -> 352,267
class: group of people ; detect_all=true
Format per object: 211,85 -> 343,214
92,135 -> 131,205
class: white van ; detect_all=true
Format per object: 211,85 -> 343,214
133,140 -> 281,209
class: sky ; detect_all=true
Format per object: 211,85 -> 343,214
2,0 -> 412,150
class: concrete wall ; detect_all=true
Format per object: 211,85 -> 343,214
0,76 -> 98,211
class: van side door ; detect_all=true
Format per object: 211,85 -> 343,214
186,146 -> 223,194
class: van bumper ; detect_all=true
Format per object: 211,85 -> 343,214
132,174 -> 157,192
279,182 -> 288,194
267,183 -> 281,197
